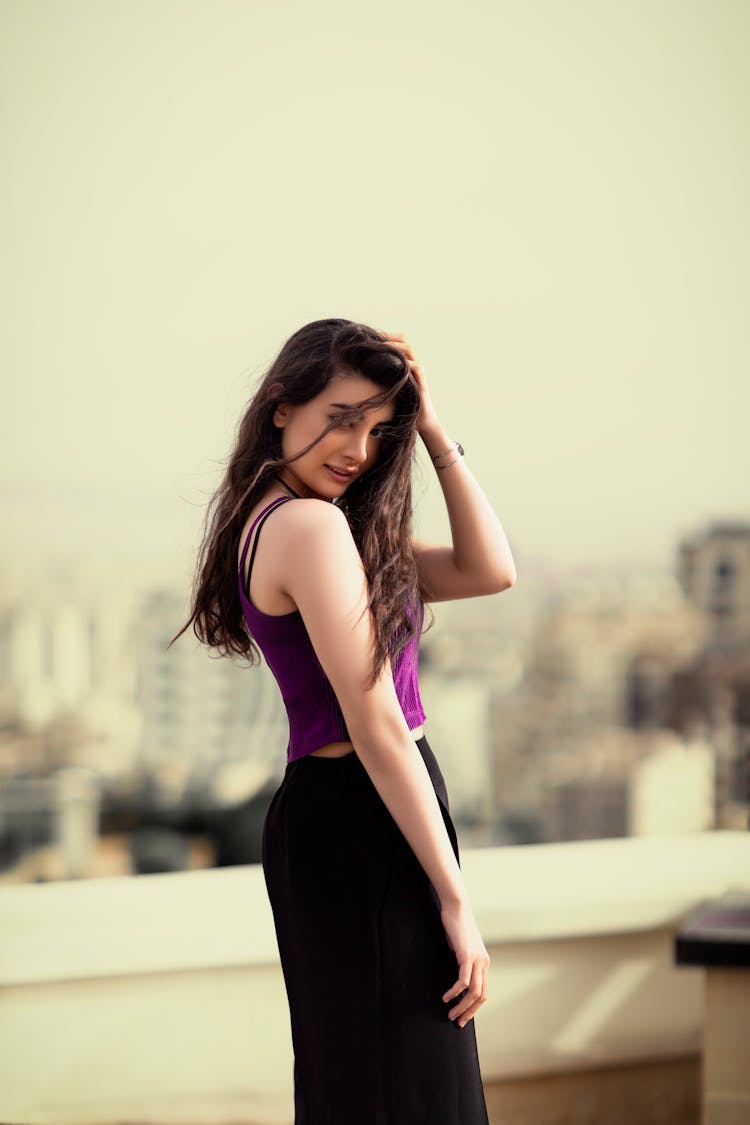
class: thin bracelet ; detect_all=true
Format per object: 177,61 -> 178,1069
436,456 -> 459,471
432,440 -> 464,463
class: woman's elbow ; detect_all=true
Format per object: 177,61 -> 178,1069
345,701 -> 409,758
486,566 -> 516,594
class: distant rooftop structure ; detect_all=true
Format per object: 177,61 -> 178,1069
678,520 -> 750,651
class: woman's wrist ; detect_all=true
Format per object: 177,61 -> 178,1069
420,425 -> 465,475
438,886 -> 472,911
419,420 -> 453,458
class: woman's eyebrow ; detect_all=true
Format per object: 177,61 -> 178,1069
328,401 -> 392,415
327,401 -> 395,424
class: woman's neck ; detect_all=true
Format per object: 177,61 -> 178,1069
274,474 -> 303,499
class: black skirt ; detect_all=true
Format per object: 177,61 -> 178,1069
261,735 -> 490,1124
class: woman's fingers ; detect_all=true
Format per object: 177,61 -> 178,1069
456,961 -> 488,1028
445,956 -> 489,1027
380,330 -> 415,360
442,976 -> 468,1004
378,331 -> 427,392
438,901 -> 490,1027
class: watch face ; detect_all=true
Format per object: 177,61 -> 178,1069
456,442 -> 465,457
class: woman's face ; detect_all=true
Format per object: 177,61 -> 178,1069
273,370 -> 396,501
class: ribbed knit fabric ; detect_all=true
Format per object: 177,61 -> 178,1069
238,496 -> 427,762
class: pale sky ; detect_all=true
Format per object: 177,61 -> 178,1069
3,0 -> 748,592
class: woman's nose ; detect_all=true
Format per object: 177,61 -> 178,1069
343,428 -> 370,464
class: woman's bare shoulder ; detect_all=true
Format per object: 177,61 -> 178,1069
256,498 -> 356,571
274,497 -> 351,538
245,495 -> 346,535
277,500 -> 366,608
240,496 -> 346,561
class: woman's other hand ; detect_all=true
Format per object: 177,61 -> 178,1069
379,330 -> 440,436
439,898 -> 490,1028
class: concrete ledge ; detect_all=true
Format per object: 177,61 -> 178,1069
1,833 -> 749,1124
0,862 -> 280,986
466,831 -> 750,941
2,832 -> 749,987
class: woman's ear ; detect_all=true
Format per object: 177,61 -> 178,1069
266,382 -> 288,428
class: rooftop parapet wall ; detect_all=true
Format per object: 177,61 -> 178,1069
1,832 -> 748,1124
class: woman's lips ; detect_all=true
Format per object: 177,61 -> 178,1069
325,464 -> 354,481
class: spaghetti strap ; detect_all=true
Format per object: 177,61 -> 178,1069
238,495 -> 293,599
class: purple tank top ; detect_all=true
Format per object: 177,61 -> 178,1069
237,496 -> 426,762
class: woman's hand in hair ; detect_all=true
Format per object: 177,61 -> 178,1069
380,330 -> 440,435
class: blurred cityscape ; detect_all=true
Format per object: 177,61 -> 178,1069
1,519 -> 748,885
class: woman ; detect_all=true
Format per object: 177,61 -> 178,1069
171,318 -> 516,1123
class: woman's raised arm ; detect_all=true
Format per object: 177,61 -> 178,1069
382,331 -> 517,603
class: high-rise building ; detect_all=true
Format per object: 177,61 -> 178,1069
133,590 -> 288,783
678,521 -> 750,652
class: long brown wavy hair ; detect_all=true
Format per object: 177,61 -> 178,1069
168,318 -> 428,687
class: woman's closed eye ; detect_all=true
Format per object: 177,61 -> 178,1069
328,412 -> 389,439
328,411 -> 362,429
